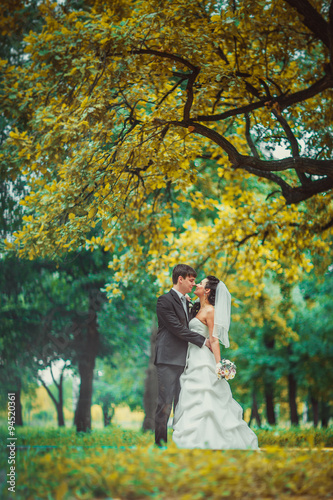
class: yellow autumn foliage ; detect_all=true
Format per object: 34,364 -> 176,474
1,0 -> 332,297
4,426 -> 332,500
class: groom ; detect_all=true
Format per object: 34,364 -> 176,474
154,264 -> 210,447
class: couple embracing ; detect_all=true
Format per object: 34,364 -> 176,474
154,264 -> 258,450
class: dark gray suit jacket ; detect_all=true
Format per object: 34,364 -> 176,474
154,289 -> 205,367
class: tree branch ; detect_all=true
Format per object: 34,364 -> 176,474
184,66 -> 200,121
245,114 -> 260,159
238,163 -> 294,195
166,119 -> 333,204
196,72 -> 332,121
39,376 -> 58,406
283,0 -> 330,48
321,216 -> 333,231
50,362 -> 58,388
170,120 -> 240,161
131,48 -> 197,71
196,97 -> 268,122
237,155 -> 333,177
130,48 -> 201,121
283,176 -> 333,204
172,120 -> 333,177
240,163 -> 333,204
271,110 -> 300,157
155,77 -> 187,109
279,72 -> 332,110
271,108 -> 312,186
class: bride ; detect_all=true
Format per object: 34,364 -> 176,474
172,276 -> 258,450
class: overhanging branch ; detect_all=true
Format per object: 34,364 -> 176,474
237,154 -> 333,177
283,0 -> 330,48
166,120 -> 333,204
196,72 -> 332,121
173,120 -> 333,177
131,48 -> 197,71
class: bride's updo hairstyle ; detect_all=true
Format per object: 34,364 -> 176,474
205,275 -> 220,306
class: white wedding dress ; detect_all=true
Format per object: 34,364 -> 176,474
173,317 -> 259,450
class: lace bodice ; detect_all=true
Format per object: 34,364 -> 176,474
189,317 -> 209,339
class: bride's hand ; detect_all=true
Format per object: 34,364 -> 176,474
205,338 -> 212,351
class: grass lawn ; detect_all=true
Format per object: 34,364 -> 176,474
0,426 -> 332,499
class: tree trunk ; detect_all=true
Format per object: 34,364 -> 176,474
263,334 -> 276,426
103,403 -> 115,427
55,398 -> 65,426
142,325 -> 158,431
40,363 -> 66,427
249,390 -> 261,428
57,371 -> 65,426
311,395 -> 319,427
75,294 -> 99,433
264,382 -> 276,425
40,383 -> 65,426
75,360 -> 95,432
320,400 -> 330,428
288,372 -> 299,426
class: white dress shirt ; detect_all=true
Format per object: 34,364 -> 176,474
172,287 -> 188,318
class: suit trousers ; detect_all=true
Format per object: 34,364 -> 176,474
155,363 -> 184,446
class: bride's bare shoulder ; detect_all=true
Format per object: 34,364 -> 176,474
204,305 -> 214,321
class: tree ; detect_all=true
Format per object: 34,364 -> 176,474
37,253 -> 155,432
1,0 -> 332,430
291,266 -> 333,427
93,378 -> 116,426
73,285 -> 106,432
0,255 -> 45,426
0,0 -> 331,294
142,324 -> 158,431
38,360 -> 71,427
31,249 -> 110,432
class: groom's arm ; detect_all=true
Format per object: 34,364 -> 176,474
157,295 -> 205,348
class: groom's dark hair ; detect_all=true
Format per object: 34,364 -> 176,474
172,264 -> 197,284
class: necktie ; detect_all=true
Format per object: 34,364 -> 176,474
181,295 -> 188,319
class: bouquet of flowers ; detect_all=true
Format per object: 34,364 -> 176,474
215,359 -> 236,380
